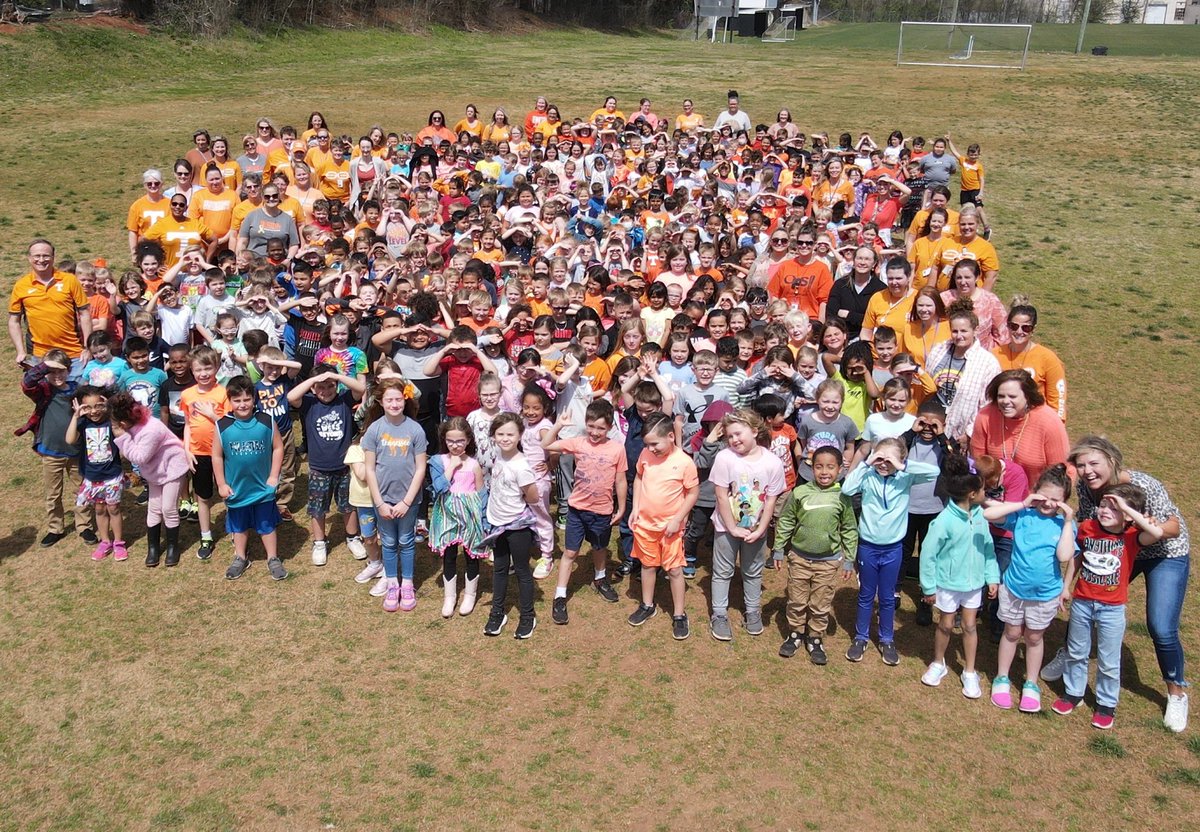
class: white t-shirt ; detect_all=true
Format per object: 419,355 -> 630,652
487,454 -> 536,526
156,305 -> 194,347
862,412 -> 917,444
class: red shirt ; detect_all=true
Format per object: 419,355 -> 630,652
1073,519 -> 1141,605
438,354 -> 484,418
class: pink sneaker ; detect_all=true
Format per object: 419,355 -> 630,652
399,583 -> 417,611
90,541 -> 112,561
990,676 -> 1013,710
383,584 -> 401,613
1091,711 -> 1115,730
112,541 -> 128,562
1018,682 -> 1042,713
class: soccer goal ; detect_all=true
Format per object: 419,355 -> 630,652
897,22 -> 1032,70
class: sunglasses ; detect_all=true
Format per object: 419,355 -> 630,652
795,240 -> 815,247
170,201 -> 187,208
1008,322 -> 1035,333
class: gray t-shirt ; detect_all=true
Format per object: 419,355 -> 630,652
239,207 -> 299,256
795,412 -> 859,483
919,152 -> 958,186
907,437 -> 945,515
361,416 -> 427,503
673,383 -> 731,450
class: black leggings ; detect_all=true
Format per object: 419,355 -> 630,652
901,512 -> 938,585
442,546 -> 480,581
490,528 -> 535,618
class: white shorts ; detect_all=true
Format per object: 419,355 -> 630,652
935,587 -> 982,614
997,584 -> 1059,631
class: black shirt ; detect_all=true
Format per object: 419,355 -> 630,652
825,275 -> 885,335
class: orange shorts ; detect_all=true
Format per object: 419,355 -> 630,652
632,525 -> 685,571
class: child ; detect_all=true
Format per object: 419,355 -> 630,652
1052,484 -> 1162,730
128,311 -> 171,370
288,363 -> 367,567
658,332 -> 696,392
195,267 -> 241,344
541,400 -> 628,624
118,337 -> 167,414
672,349 -> 729,451
429,417 -> 490,617
708,409 -> 787,641
237,287 -> 287,347
841,437 -> 941,665
110,391 -> 189,567
422,325 -> 498,418
683,400 -> 734,579
982,464 -> 1078,713
253,347 -> 302,521
520,384 -> 557,579
211,311 -> 248,386
774,446 -> 859,664
314,313 -> 368,382
80,331 -> 128,391
850,377 -> 916,468
712,336 -> 747,406
918,453 -> 999,698
180,346 -> 230,559
627,412 -> 700,640
147,282 -> 194,347
795,379 -> 858,484
825,341 -> 880,434
65,386 -> 126,561
467,372 -> 502,478
793,345 -> 821,416
483,413 -> 541,640
899,401 -> 953,626
345,426 -> 384,594
736,346 -> 810,421
282,293 -> 326,378
550,347 -> 592,530
213,376 -> 286,581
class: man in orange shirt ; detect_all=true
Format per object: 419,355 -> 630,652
861,257 -> 915,343
766,231 -> 833,322
9,239 -> 92,374
143,194 -> 212,267
126,168 -> 169,263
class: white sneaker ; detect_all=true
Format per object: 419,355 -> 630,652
346,535 -> 368,560
532,556 -> 554,580
1164,693 -> 1189,733
369,573 -> 389,597
961,670 -> 982,700
921,662 -> 948,687
311,539 -> 328,566
1040,646 -> 1066,681
355,560 -> 383,584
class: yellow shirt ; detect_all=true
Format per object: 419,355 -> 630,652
316,159 -> 351,202
143,215 -> 211,266
675,112 -> 705,132
862,291 -> 915,336
126,195 -> 169,236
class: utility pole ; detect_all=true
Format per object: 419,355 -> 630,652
1076,0 -> 1092,53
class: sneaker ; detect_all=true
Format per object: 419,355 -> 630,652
39,531 -> 66,548
183,501 -> 200,523
111,541 -> 128,562
177,503 -> 194,522
369,574 -> 388,597
137,489 -> 149,505
1164,693 -> 1190,734
1040,647 -> 1066,682
779,632 -> 804,659
383,584 -> 401,613
90,541 -> 112,561
991,676 -> 1013,710
879,642 -> 900,666
846,639 -> 868,663
744,610 -> 764,636
710,614 -> 733,642
311,539 -> 328,566
80,529 -> 100,545
197,538 -> 214,561
399,583 -> 417,612
672,614 -> 690,641
806,637 -> 828,666
1091,711 -> 1115,731
225,557 -> 249,580
552,597 -> 568,625
346,535 -> 367,560
1051,697 -> 1078,716
515,616 -> 537,640
483,610 -> 507,636
355,561 -> 383,584
592,578 -> 619,603
532,556 -> 554,580
555,516 -> 566,530
414,519 -> 427,543
278,507 -> 293,522
616,561 -> 634,578
682,564 -> 697,579
1019,681 -> 1042,713
267,557 -> 288,581
921,661 -> 949,687
628,603 -> 657,627
961,671 -> 982,700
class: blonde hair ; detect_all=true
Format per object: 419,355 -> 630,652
721,408 -> 770,447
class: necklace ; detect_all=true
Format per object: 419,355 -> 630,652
1000,412 -> 1030,462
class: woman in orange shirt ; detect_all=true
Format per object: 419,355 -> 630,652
589,96 -> 625,129
908,207 -> 953,291
416,111 -> 457,146
812,158 -> 854,214
209,136 -> 243,192
189,163 -> 239,256
482,109 -> 511,144
897,286 -> 950,370
991,297 -> 1067,422
300,111 -> 330,144
675,98 -> 705,133
287,162 -> 324,223
316,141 -> 352,206
454,104 -> 484,138
254,117 -> 283,157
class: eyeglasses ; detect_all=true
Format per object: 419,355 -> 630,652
1008,322 -> 1035,333
795,240 -> 815,247
550,305 -> 569,311
245,183 -> 260,190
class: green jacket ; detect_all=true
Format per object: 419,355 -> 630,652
772,481 -> 858,564
919,501 -> 1000,596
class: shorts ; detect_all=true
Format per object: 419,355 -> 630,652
997,584 -> 1059,631
77,474 -> 123,506
935,587 -> 982,614
632,525 -> 685,571
307,469 -> 351,518
565,506 -> 613,551
356,505 -> 378,539
192,454 -> 215,501
960,189 -> 983,206
225,501 -> 281,535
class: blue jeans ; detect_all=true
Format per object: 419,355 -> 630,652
1064,599 -> 1126,709
855,539 -> 903,643
378,500 -> 421,581
1131,554 -> 1190,686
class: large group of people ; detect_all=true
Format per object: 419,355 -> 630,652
8,90 -> 1189,734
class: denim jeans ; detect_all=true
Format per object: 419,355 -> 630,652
378,499 -> 421,580
1064,599 -> 1126,709
855,539 -> 903,643
1131,554 -> 1190,686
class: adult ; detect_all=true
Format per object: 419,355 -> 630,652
8,240 -> 91,373
254,117 -> 283,156
907,206 -> 953,292
917,137 -> 957,187
897,286 -> 949,370
768,108 -> 801,141
163,158 -> 199,208
524,96 -> 549,136
970,370 -> 1069,488
812,157 -> 854,215
992,297 -> 1067,422
904,185 -> 960,253
188,163 -> 239,258
416,111 -> 456,146
300,111 -> 329,144
481,108 -> 512,144
236,134 -> 265,177
631,98 -> 660,130
675,99 -> 705,133
766,230 -> 832,322
229,173 -> 265,242
825,246 -> 884,335
949,207 -> 1000,291
939,259 -> 1008,351
142,192 -> 212,269
126,168 -> 168,262
859,175 -> 911,246
712,90 -> 751,134
454,104 -> 483,138
349,136 -> 388,207
315,140 -> 352,206
1065,435 -> 1191,733
535,105 -> 564,141
184,129 -> 213,173
860,256 -> 915,343
589,96 -> 624,130
923,298 -> 1000,442
237,184 -> 299,261
304,128 -> 333,172
287,162 -> 323,223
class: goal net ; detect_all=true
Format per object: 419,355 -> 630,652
897,22 -> 1032,70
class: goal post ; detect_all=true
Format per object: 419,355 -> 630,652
897,22 -> 1033,70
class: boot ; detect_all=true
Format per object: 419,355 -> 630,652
164,525 -> 181,567
458,575 -> 479,616
441,575 -> 458,619
145,524 -> 162,568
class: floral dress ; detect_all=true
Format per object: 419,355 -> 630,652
428,454 -> 490,559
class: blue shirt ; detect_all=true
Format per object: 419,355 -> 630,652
216,413 -> 276,509
119,367 -> 168,413
1002,508 -> 1075,602
300,391 -> 355,473
842,460 -> 941,545
81,357 -> 129,390
255,377 -> 294,435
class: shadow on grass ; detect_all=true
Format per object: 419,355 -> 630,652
0,525 -> 38,562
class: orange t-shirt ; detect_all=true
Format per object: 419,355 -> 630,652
188,188 -> 239,237
634,447 -> 699,531
316,159 -> 351,202
142,215 -> 211,267
992,343 -> 1067,423
862,291 -> 915,337
582,357 -> 612,394
126,195 -> 169,237
908,208 -> 960,240
180,384 -> 230,455
230,199 -> 262,236
897,320 -> 951,370
212,159 -> 242,192
8,271 -> 88,357
908,235 -> 953,292
767,259 -> 833,320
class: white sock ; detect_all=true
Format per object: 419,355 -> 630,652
594,569 -> 607,581
387,577 -> 399,587
554,586 -> 567,599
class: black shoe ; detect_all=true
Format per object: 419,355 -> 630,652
39,531 -> 66,548
779,631 -> 804,659
616,561 -> 634,577
806,637 -> 828,666
515,616 -> 537,640
879,642 -> 900,666
137,489 -> 149,505
592,578 -> 619,603
79,529 -> 99,545
483,611 -> 507,637
225,557 -> 249,580
628,603 -> 657,627
197,538 -> 214,561
552,597 -> 568,625
846,638 -> 868,662
145,524 -> 162,568
164,525 -> 181,568
672,614 -> 690,641
916,603 -> 933,626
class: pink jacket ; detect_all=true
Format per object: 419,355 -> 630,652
113,416 -> 189,485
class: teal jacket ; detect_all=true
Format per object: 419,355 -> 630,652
841,460 -> 940,545
772,481 -> 858,563
919,501 -> 1000,596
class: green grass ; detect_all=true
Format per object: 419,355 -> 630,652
0,18 -> 1198,831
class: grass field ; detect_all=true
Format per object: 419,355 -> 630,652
1,18 -> 1199,831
